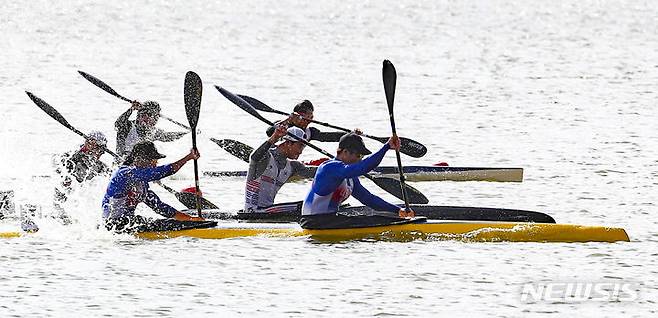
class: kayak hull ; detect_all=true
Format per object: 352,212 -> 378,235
0,232 -> 21,238
135,221 -> 629,243
204,166 -> 524,182
193,204 -> 557,223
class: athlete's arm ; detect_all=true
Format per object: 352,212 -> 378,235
248,140 -> 274,180
251,140 -> 274,162
115,112 -> 133,156
265,120 -> 285,137
143,189 -> 177,218
334,143 -> 390,179
308,127 -> 345,142
131,149 -> 199,182
132,164 -> 175,182
115,107 -> 133,132
170,149 -> 199,173
351,178 -> 399,213
291,161 -> 317,179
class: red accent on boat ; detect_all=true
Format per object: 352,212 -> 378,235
433,162 -> 449,166
305,158 -> 330,166
181,187 -> 202,196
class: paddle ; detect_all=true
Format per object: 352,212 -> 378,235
237,94 -> 428,158
183,71 -> 203,216
215,85 -> 429,204
26,92 -> 120,158
210,138 -> 252,163
382,60 -> 411,214
156,181 -> 217,210
25,91 -> 217,210
78,70 -> 192,131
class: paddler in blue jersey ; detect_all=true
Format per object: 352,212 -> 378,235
243,125 -> 316,214
300,133 -> 414,229
115,101 -> 188,157
102,141 -> 204,232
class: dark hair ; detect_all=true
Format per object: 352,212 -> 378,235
122,154 -> 134,166
293,100 -> 314,114
138,101 -> 161,117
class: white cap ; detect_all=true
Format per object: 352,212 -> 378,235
282,127 -> 307,142
86,131 -> 107,146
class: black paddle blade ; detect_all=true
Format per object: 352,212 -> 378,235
215,86 -> 274,126
399,137 -> 427,158
382,60 -> 397,114
237,94 -> 278,113
78,70 -> 131,102
368,176 -> 428,204
175,192 -> 219,210
25,91 -> 83,137
184,71 -> 202,130
370,135 -> 427,158
25,92 -> 120,160
210,138 -> 253,163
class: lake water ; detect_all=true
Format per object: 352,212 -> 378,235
1,0 -> 656,316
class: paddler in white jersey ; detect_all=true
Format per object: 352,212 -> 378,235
53,131 -> 111,224
115,101 -> 188,157
243,125 -> 316,214
299,133 -> 415,229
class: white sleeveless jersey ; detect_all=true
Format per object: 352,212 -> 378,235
244,153 -> 295,212
301,178 -> 354,215
123,124 -> 143,155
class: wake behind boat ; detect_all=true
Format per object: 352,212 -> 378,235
204,166 -> 524,182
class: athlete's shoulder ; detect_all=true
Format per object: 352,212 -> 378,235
318,159 -> 342,167
316,159 -> 344,173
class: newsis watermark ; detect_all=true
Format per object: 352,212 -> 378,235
520,281 -> 641,303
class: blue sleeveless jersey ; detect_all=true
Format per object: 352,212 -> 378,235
302,144 -> 399,215
102,164 -> 177,219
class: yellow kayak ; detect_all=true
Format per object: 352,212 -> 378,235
2,220 -> 629,243
135,220 -> 629,243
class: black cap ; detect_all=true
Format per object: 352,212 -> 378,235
138,101 -> 161,117
126,141 -> 166,164
338,133 -> 371,155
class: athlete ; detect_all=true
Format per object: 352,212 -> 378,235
243,125 -> 316,214
300,133 -> 414,229
115,101 -> 187,157
53,131 -> 111,223
102,141 -> 204,232
265,100 -> 354,142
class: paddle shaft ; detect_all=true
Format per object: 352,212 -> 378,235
26,92 -> 120,160
191,133 -> 201,215
237,94 -> 427,158
78,71 -> 192,130
383,60 -> 411,212
265,107 -> 387,140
